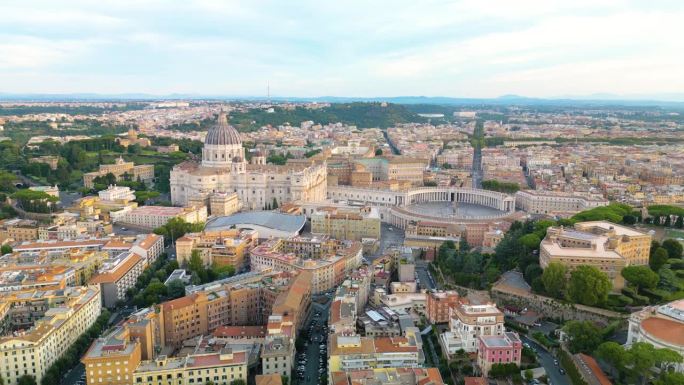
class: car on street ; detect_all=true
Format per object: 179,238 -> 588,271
559,368 -> 566,375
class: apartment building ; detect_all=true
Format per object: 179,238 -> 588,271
310,207 -> 381,241
250,237 -> 363,294
0,286 -> 101,385
130,233 -> 165,265
330,368 -> 446,385
84,327 -> 248,385
90,252 -> 145,308
540,221 -> 651,290
477,332 -> 522,376
441,303 -> 504,355
159,271 -> 308,348
119,205 -> 207,230
82,327 -> 142,385
328,333 -> 423,375
0,219 -> 39,243
426,291 -> 464,324
175,229 -> 258,269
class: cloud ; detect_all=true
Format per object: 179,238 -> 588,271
0,0 -> 682,97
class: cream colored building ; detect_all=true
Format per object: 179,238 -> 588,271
440,302 -> 504,354
327,332 -> 422,377
119,205 -> 207,230
250,237 -> 363,294
98,185 -> 136,202
310,207 -> 381,241
626,299 -> 684,372
170,113 -> 327,211
540,221 -> 651,290
209,192 -> 242,216
175,229 -> 258,270
0,286 -> 101,385
90,251 -> 145,308
83,157 -> 154,189
515,190 -> 608,215
354,156 -> 429,186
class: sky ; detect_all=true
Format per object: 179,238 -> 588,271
1,0 -> 684,99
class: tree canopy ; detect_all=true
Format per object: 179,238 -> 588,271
541,262 -> 567,298
621,265 -> 659,291
567,265 -> 612,306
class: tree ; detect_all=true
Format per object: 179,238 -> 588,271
567,265 -> 612,306
17,375 -> 36,385
596,341 -> 628,377
524,369 -> 534,382
375,148 -> 383,156
272,197 -> 279,210
563,320 -> 602,354
281,376 -> 289,385
0,244 -> 11,255
211,263 -> 235,279
230,380 -> 246,385
650,247 -> 670,272
188,250 -> 210,283
541,262 -> 567,298
154,217 -> 204,245
621,265 -> 659,291
654,372 -> 684,385
622,214 -> 637,225
662,239 -> 683,259
519,233 -> 541,249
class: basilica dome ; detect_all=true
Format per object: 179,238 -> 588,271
204,113 -> 241,146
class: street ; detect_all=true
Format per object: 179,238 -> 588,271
294,295 -> 332,385
520,335 -> 570,385
416,260 -> 437,290
371,223 -> 405,261
61,363 -> 85,385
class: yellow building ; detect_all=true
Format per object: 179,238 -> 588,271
0,219 -> 40,243
0,286 -> 102,385
83,157 -> 154,189
310,207 -> 381,241
175,229 -> 258,269
82,327 -> 142,385
540,221 -> 651,290
250,237 -> 363,294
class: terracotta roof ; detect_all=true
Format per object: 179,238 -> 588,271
576,354 -> 612,385
256,374 -> 283,385
213,325 -> 266,338
641,317 -> 684,345
464,377 -> 486,385
90,253 -> 143,284
188,351 -> 246,367
161,292 -> 203,311
373,337 -> 418,353
136,234 -> 161,250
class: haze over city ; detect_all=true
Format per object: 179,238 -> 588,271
2,0 -> 684,100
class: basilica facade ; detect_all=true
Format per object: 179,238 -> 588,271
170,113 -> 327,212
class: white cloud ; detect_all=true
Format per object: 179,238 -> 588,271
0,0 -> 682,96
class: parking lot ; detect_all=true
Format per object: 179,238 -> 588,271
293,294 -> 332,385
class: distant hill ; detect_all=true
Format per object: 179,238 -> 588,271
229,102 -> 426,131
2,93 -> 684,107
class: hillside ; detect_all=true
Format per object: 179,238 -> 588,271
228,102 -> 425,131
